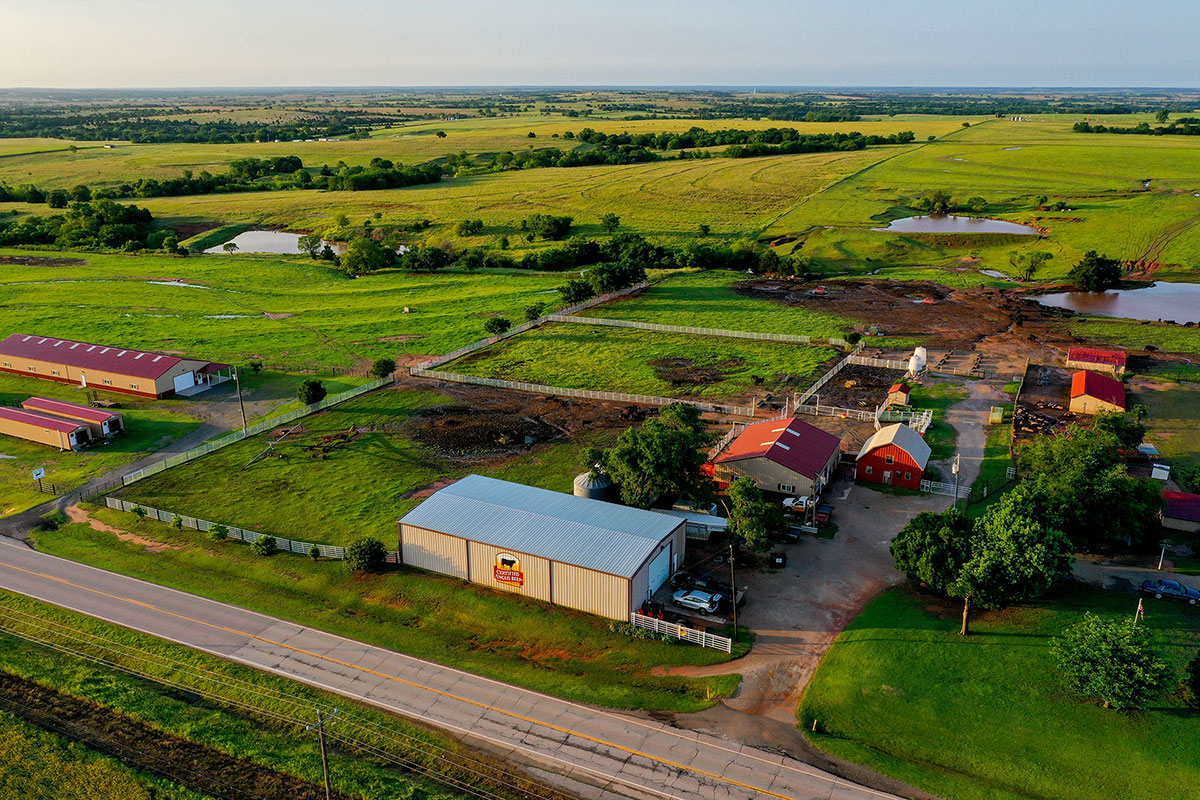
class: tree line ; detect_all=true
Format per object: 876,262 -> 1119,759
1074,118 -> 1200,136
0,198 -> 172,251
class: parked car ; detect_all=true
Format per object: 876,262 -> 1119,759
672,589 -> 723,615
1141,578 -> 1200,606
815,503 -> 835,523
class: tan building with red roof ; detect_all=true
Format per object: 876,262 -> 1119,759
0,406 -> 92,450
21,397 -> 124,438
1069,370 -> 1126,415
709,416 -> 842,498
1065,346 -> 1127,376
1162,491 -> 1200,534
0,334 -> 231,399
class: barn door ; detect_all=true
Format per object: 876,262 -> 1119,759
648,545 -> 672,595
883,470 -> 892,485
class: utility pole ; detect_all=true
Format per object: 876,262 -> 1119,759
233,367 -> 248,433
952,453 -> 961,512
1157,540 -> 1169,570
728,543 -> 738,643
306,708 -> 339,800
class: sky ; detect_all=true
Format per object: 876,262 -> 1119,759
3,0 -> 1199,88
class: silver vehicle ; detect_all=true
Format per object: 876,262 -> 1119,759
672,589 -> 723,615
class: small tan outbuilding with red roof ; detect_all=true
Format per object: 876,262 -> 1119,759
1065,346 -> 1127,376
21,397 -> 124,438
709,416 -> 842,498
0,406 -> 91,451
1069,370 -> 1126,415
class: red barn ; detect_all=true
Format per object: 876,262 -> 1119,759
855,423 -> 931,490
1065,346 -> 1127,376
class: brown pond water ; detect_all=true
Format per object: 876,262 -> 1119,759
1035,282 -> 1200,324
874,215 -> 1040,235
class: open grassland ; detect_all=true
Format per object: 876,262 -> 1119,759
908,382 -> 967,465
0,712 -> 206,800
586,270 -> 853,337
0,248 -> 568,368
0,114 -> 974,190
448,324 -> 836,399
0,372 -> 202,517
799,584 -> 1200,800
1067,317 -> 1200,355
0,591 -> 507,800
1132,378 -> 1200,476
31,507 -> 744,713
116,386 -> 613,545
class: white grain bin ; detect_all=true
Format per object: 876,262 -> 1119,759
573,471 -> 612,500
908,346 -> 928,375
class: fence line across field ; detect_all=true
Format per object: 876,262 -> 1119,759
411,368 -> 758,417
122,375 -> 393,487
547,314 -> 850,348
629,612 -> 732,652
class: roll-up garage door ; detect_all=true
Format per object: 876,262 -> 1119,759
648,545 -> 672,594
173,372 -> 196,392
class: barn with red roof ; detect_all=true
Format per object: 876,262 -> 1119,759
0,406 -> 92,451
0,334 -> 232,399
21,397 -> 124,438
709,416 -> 842,498
1066,346 -> 1127,376
1069,370 -> 1126,415
1162,491 -> 1200,533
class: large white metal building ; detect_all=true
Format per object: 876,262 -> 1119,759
397,474 -> 685,620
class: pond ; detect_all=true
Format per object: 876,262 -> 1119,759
204,230 -> 347,255
874,215 -> 1040,235
1035,282 -> 1200,324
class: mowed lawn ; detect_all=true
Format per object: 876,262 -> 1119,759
448,323 -> 837,400
799,584 -> 1200,800
32,508 -> 744,713
586,270 -> 853,339
1068,317 -> 1200,356
116,386 -> 617,545
1132,377 -> 1200,476
0,372 -> 202,517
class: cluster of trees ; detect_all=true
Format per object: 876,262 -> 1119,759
1068,250 -> 1123,291
1007,250 -> 1053,281
519,213 -> 574,240
1074,119 -> 1200,137
0,198 -> 165,250
322,160 -> 443,191
911,190 -> 989,215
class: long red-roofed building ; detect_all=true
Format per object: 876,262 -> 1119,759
1162,491 -> 1200,533
709,416 -> 842,498
1069,370 -> 1126,414
0,406 -> 91,451
21,397 -> 124,438
0,334 -> 232,398
1066,346 -> 1127,376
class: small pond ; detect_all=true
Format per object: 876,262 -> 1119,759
205,230 -> 347,255
1035,282 -> 1200,324
874,215 -> 1040,235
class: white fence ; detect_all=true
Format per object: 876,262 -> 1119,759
411,368 -> 758,417
847,353 -> 910,371
630,612 -> 733,652
102,497 -> 403,561
919,479 -> 972,498
876,406 -> 934,434
795,344 -> 866,406
795,402 -> 875,422
122,375 -> 394,487
549,315 -> 850,348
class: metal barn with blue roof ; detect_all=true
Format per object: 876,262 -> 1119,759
397,474 -> 685,620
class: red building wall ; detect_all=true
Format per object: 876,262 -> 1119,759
855,443 -> 923,490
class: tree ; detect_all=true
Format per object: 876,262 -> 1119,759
1069,250 -> 1122,291
345,536 -> 387,572
595,404 -> 715,509
952,488 -> 1074,635
698,223 -> 711,237
370,357 -> 397,378
161,235 -> 179,253
309,544 -> 321,561
1024,250 -> 1052,281
1054,613 -> 1169,709
46,189 -> 69,209
1092,408 -> 1148,451
435,130 -> 447,138
523,302 -> 545,321
483,317 -> 512,336
524,213 -> 573,240
297,233 -> 323,258
297,378 -> 327,406
966,196 -> 988,213
401,246 -> 452,272
456,219 -> 484,236
1155,108 -> 1171,124
600,213 -> 620,233
497,235 -> 509,250
250,535 -> 277,556
889,509 -> 974,595
222,241 -> 239,254
726,477 -> 785,551
340,236 -> 390,275
207,523 -> 229,542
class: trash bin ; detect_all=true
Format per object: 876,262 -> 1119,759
770,551 -> 787,568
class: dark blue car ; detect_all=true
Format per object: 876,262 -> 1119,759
1141,578 -> 1200,606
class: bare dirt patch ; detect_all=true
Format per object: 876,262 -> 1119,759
0,255 -> 86,267
650,356 -> 745,386
66,504 -> 179,553
807,363 -> 908,410
263,312 -> 294,320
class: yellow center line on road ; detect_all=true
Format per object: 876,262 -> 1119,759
0,560 -> 811,800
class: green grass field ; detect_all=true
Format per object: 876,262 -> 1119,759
0,712 -> 205,800
585,270 -> 853,338
1068,317 -> 1200,355
447,323 -> 836,400
0,371 -> 202,517
31,506 -> 744,713
1132,378 -> 1200,477
909,382 -> 967,464
116,386 -> 614,545
799,583 -> 1200,800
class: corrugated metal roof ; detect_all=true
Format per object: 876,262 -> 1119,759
711,417 -> 842,480
857,423 -> 932,468
1067,346 -> 1127,368
1164,491 -> 1200,523
0,333 -> 188,379
0,406 -> 89,434
1071,370 -> 1126,410
22,397 -> 118,424
398,474 -> 681,578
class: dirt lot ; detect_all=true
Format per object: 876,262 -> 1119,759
807,363 -> 908,410
1013,364 -> 1080,442
0,254 -> 87,267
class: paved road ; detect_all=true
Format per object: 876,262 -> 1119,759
0,537 -> 899,800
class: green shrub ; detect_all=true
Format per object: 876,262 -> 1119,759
207,523 -> 229,542
170,515 -> 184,531
34,510 -> 69,531
309,544 -> 321,561
345,537 -> 386,573
250,536 -> 277,556
130,505 -> 146,520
